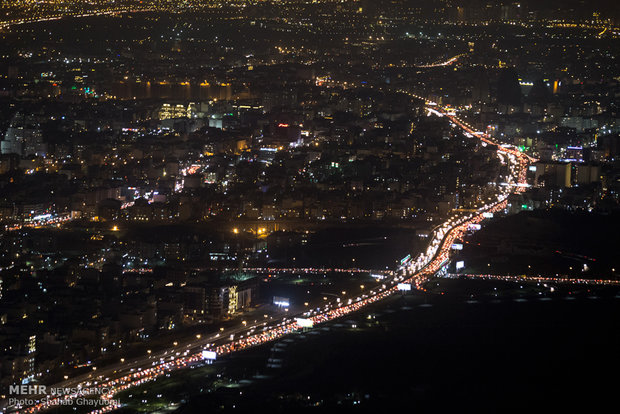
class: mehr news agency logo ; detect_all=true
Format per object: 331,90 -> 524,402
5,384 -> 119,408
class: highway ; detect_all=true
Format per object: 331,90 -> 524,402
0,7 -> 157,30
3,98 -> 532,414
416,54 -> 466,68
441,273 -> 620,286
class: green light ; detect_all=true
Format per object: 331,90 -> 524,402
521,204 -> 527,209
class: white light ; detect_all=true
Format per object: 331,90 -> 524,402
295,318 -> 314,328
201,350 -> 217,360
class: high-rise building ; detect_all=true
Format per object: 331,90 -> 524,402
1,113 -> 46,157
496,68 -> 522,106
528,79 -> 552,104
472,69 -> 490,103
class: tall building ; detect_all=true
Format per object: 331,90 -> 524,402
496,68 -> 522,106
528,79 -> 552,104
1,113 -> 46,157
472,68 -> 490,103
534,162 -> 571,188
575,164 -> 601,185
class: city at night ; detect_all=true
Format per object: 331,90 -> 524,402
0,0 -> 618,412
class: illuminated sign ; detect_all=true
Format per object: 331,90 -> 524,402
295,318 -> 314,328
400,254 -> 412,265
482,212 -> 494,218
202,350 -> 217,360
456,261 -> 465,270
451,243 -> 463,250
32,214 -> 52,221
397,283 -> 412,291
528,166 -> 537,172
273,296 -> 290,307
468,224 -> 481,231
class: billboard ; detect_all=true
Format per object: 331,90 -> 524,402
482,212 -> 493,218
456,261 -> 465,270
468,223 -> 481,231
295,318 -> 314,328
202,350 -> 217,360
397,283 -> 412,291
451,243 -> 463,250
273,296 -> 290,307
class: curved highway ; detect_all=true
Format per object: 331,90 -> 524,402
4,98 -> 533,414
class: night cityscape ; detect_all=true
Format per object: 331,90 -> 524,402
0,0 -> 618,412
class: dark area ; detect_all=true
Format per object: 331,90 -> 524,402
159,286 -> 620,413
456,210 -> 620,277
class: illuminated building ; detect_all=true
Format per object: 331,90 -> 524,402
158,103 -> 191,120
